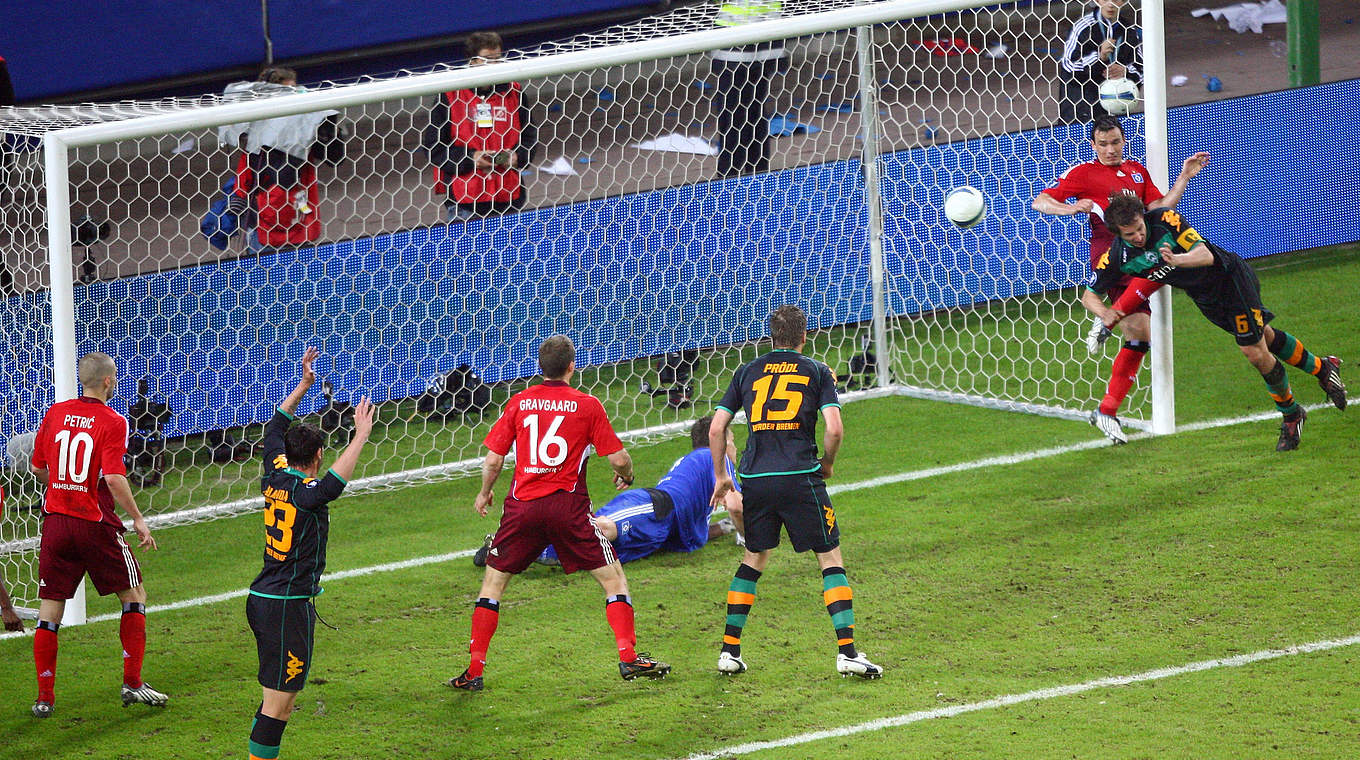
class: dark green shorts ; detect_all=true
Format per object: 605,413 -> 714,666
246,593 -> 316,692
1191,259 -> 1274,346
738,472 -> 840,554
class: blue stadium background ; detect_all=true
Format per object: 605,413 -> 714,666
1,78 -> 1356,445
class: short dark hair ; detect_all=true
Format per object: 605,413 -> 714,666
1089,115 -> 1125,140
1104,194 -> 1146,233
539,335 -> 575,379
466,31 -> 503,58
690,415 -> 715,449
769,305 -> 807,349
285,422 -> 325,469
258,66 -> 297,85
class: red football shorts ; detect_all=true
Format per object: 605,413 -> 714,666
38,512 -> 142,600
487,490 -> 615,575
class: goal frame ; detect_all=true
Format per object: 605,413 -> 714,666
25,0 -> 1173,627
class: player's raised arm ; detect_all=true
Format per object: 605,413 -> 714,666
327,397 -> 373,483
278,346 -> 320,416
1149,152 -> 1210,211
709,408 -> 735,506
1031,193 -> 1094,217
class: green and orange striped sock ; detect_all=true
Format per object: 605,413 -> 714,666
1268,329 -> 1324,375
1262,360 -> 1301,417
722,563 -> 761,657
822,567 -> 857,658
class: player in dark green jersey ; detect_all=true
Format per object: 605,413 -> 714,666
245,347 -> 374,760
1094,196 -> 1346,450
708,305 -> 882,678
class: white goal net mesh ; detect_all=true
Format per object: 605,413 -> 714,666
0,0 -> 1157,611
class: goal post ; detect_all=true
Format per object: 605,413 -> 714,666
1,0 -> 1172,626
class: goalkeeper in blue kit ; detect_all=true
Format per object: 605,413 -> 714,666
474,416 -> 744,568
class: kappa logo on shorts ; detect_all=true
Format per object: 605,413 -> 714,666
823,504 -> 836,531
285,651 -> 306,683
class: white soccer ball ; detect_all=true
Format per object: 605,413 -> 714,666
1098,77 -> 1140,115
6,432 -> 36,474
944,186 -> 987,229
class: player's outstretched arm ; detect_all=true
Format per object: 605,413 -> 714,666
328,397 -> 374,482
819,406 -> 843,480
608,449 -> 634,491
709,409 -> 736,506
278,346 -> 320,416
1031,193 -> 1094,217
474,451 -> 505,516
106,474 -> 157,550
1080,288 -> 1123,328
1150,152 -> 1210,211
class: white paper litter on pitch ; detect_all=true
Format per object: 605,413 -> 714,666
1191,0 -> 1286,34
632,133 -> 718,155
1171,75 -> 1188,86
537,157 -> 579,176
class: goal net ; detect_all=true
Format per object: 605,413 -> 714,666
0,0 -> 1169,618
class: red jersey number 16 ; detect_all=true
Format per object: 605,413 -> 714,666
523,413 -> 568,467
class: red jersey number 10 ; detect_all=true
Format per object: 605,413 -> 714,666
53,429 -> 95,484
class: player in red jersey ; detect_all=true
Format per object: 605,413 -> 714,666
1032,115 -> 1210,443
449,335 -> 669,691
28,352 -> 166,718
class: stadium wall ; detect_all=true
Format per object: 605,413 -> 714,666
5,0 -> 660,102
2,78 -> 1356,442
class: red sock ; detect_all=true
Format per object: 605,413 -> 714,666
605,596 -> 637,662
1112,278 -> 1162,315
34,623 -> 58,703
120,606 -> 147,688
1100,344 -> 1148,416
467,599 -> 500,678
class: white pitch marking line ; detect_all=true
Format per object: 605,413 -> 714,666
676,633 -> 1360,760
0,550 -> 475,640
826,403 -> 1336,497
0,402 -> 1338,642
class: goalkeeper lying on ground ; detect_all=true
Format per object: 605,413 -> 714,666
474,416 -> 744,568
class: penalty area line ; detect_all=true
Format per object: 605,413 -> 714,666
677,633 -> 1360,760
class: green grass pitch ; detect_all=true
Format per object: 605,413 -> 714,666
1,244 -> 1356,759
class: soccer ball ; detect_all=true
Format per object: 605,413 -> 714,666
5,431 -> 36,474
1098,77 -> 1140,115
943,186 -> 987,229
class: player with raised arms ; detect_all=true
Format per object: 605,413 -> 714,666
1096,196 -> 1345,450
1032,115 -> 1210,443
245,347 -> 374,760
709,305 -> 882,678
451,335 -> 670,692
29,352 -> 165,718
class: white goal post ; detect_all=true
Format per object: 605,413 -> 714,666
1,0 -> 1172,626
